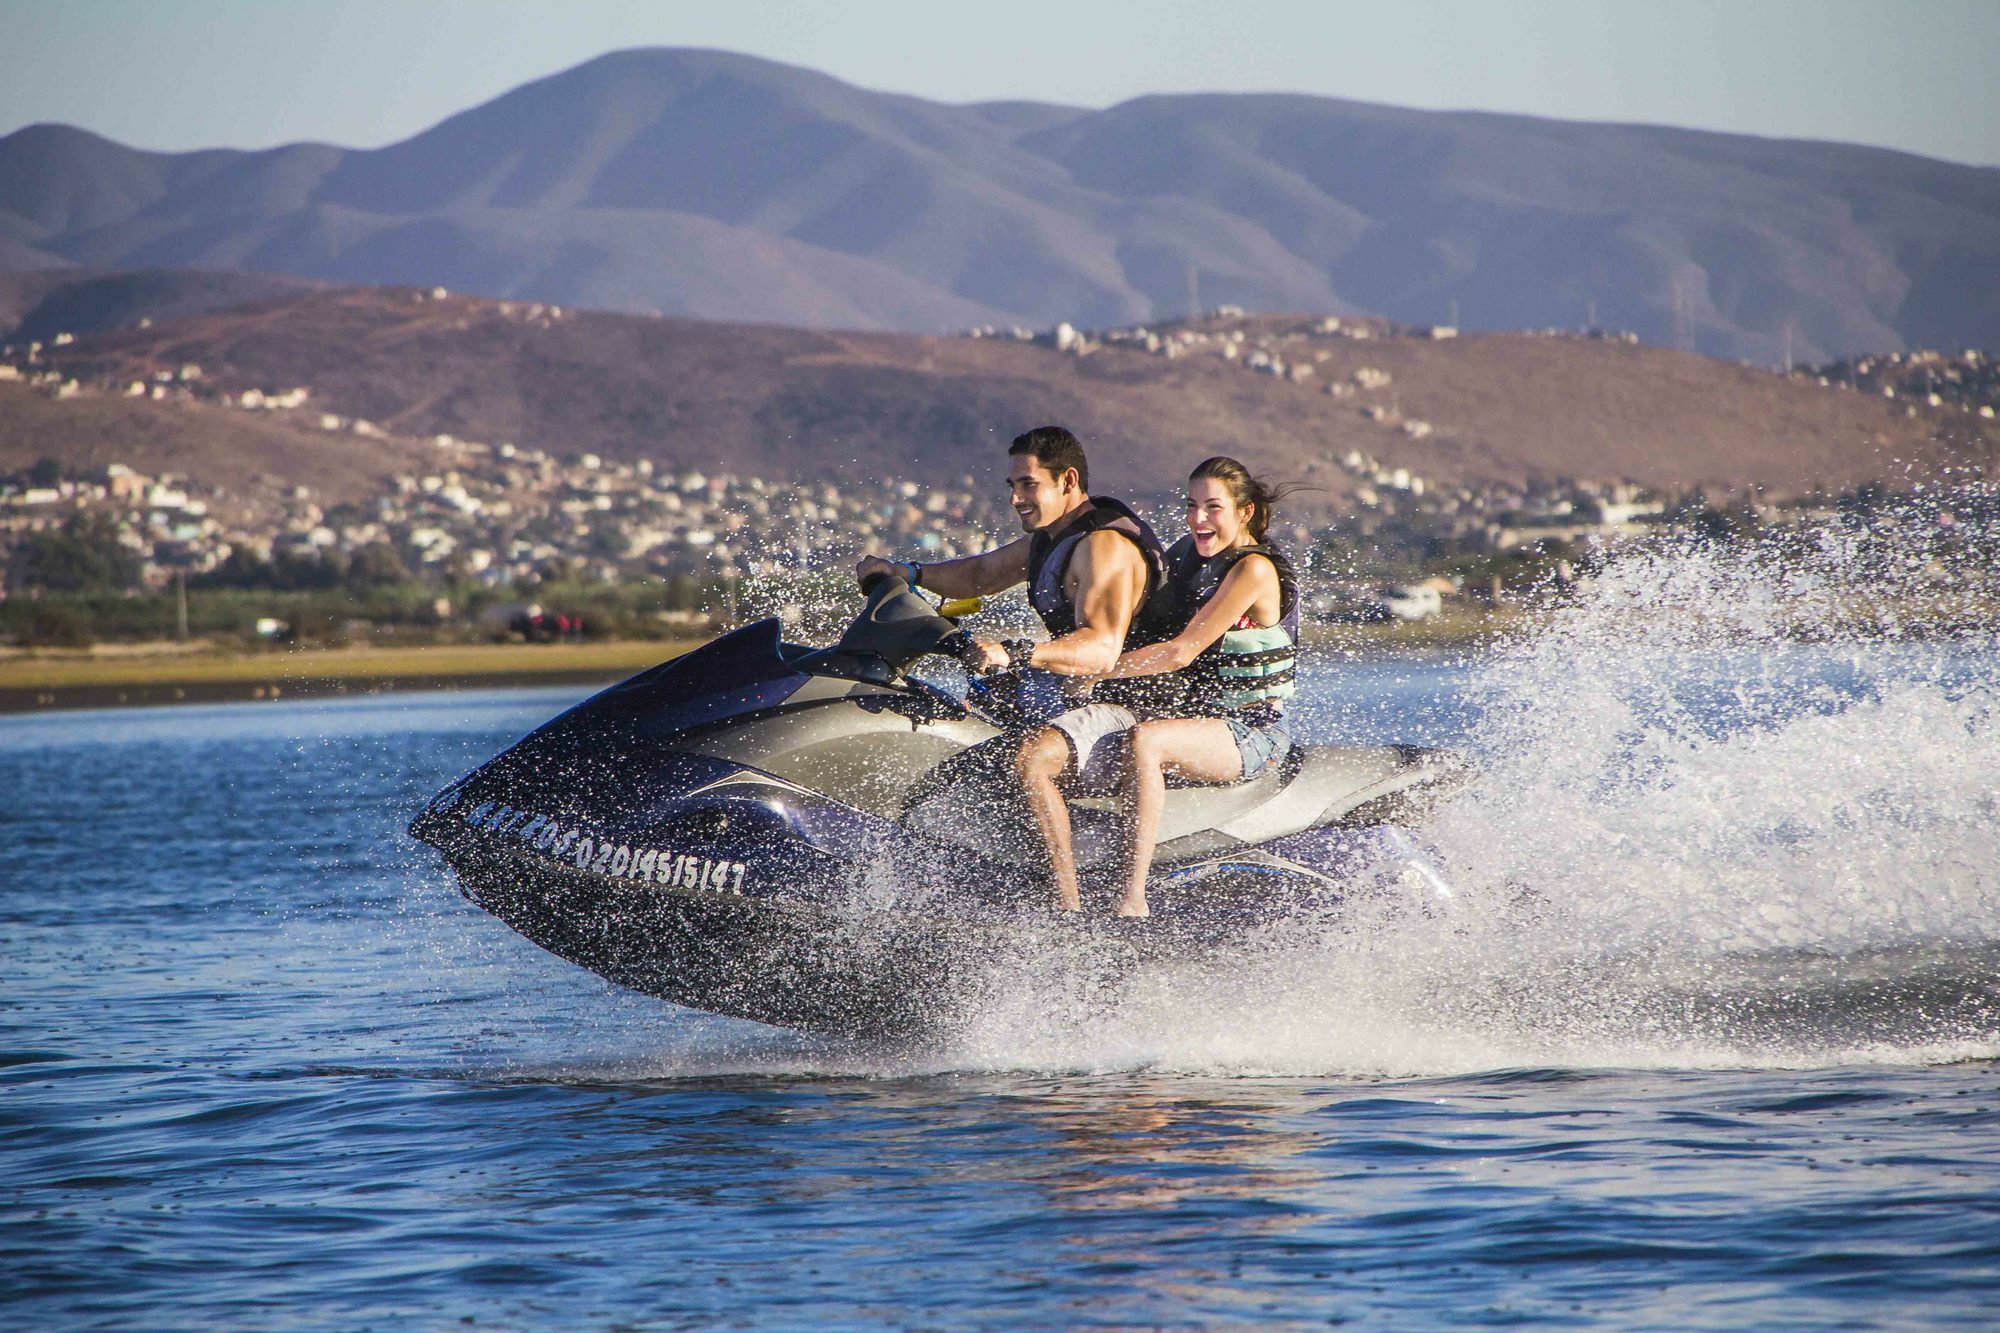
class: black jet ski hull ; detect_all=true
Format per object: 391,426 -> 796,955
433,833 -> 1148,1036
418,777 -> 1469,1037
408,612 -> 1477,1037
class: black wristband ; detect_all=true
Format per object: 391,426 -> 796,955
1002,638 -> 1036,670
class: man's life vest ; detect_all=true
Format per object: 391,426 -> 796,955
1157,536 -> 1300,714
1014,496 -> 1169,716
1025,497 -> 1167,644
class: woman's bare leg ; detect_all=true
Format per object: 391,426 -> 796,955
1118,718 -> 1244,917
1016,726 -> 1083,911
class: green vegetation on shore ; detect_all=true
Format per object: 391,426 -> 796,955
0,575 -> 714,650
0,638 -> 704,693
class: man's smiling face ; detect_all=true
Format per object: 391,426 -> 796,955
1007,456 -> 1078,532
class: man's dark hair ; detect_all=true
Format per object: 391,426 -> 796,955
1008,426 -> 1089,493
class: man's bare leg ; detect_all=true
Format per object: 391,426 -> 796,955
1015,726 -> 1082,911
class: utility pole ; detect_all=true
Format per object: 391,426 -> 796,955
175,568 -> 189,641
1671,276 -> 1692,353
1586,298 -> 1597,332
1782,318 -> 1795,375
1186,264 -> 1201,322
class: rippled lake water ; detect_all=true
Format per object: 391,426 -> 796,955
7,575 -> 2000,1326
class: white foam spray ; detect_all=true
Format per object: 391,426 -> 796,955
929,523 -> 2000,1078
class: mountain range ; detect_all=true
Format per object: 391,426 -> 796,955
3,47 -> 1997,363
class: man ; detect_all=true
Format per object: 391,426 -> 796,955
855,426 -> 1165,911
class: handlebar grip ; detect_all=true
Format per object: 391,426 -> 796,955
938,629 -> 1005,677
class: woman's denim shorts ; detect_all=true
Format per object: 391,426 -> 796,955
1224,709 -> 1292,779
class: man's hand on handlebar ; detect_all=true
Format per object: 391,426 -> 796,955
853,554 -> 905,588
964,638 -> 1012,675
935,630 -> 1012,676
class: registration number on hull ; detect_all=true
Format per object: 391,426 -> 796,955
433,791 -> 750,896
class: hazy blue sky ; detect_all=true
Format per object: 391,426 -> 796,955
3,0 -> 1996,165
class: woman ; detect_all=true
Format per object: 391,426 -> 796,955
1098,456 -> 1298,917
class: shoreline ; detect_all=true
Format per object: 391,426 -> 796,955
0,613 -> 1528,716
0,639 -> 703,715
9,601 -> 1984,716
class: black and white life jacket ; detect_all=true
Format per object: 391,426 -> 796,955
1158,536 -> 1300,714
1024,497 -> 1167,645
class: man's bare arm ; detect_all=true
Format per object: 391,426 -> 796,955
1017,531 -> 1144,677
854,538 -> 1029,599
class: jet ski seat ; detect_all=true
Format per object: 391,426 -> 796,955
1074,743 -> 1303,838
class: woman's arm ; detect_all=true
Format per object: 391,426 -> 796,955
1102,555 -> 1277,680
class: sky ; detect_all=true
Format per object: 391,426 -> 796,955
2,0 -> 1996,167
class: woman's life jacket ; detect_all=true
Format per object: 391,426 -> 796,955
1156,536 -> 1300,715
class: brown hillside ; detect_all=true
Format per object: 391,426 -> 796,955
18,285 -> 1993,503
0,380 -> 433,504
0,269 -> 322,344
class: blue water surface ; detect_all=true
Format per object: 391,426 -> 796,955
4,660 -> 1999,1329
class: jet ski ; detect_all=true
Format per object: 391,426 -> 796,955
409,575 -> 1474,1036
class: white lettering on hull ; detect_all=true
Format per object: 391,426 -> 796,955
442,795 -> 751,896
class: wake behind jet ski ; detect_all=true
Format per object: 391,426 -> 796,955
409,576 -> 1474,1036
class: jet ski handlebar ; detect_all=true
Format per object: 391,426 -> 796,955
835,573 -> 1016,683
822,574 -> 973,674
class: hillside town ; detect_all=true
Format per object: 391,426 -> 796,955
1801,348 -> 2000,421
0,428 -> 1017,594
2,312 -> 1994,636
977,309 -> 2000,426
2,409 -> 1981,625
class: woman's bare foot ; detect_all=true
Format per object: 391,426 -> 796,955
1113,892 -> 1149,918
